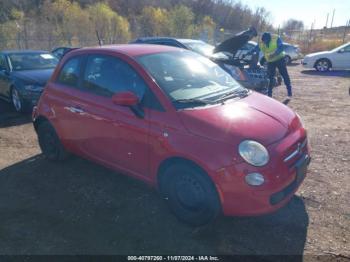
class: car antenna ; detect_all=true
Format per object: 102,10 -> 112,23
96,30 -> 103,47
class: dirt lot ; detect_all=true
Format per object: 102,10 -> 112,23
0,64 -> 349,258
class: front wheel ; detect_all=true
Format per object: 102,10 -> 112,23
11,87 -> 25,112
37,121 -> 69,161
159,164 -> 221,226
315,59 -> 331,72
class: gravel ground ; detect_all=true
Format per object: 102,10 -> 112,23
0,64 -> 349,259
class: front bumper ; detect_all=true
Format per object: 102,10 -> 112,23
21,90 -> 42,107
212,130 -> 310,216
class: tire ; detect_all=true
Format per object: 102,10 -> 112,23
11,87 -> 26,113
284,56 -> 292,65
37,121 -> 69,161
159,163 -> 221,226
315,59 -> 331,72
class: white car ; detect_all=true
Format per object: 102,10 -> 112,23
302,42 -> 350,71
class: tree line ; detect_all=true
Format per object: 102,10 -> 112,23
0,0 -> 275,49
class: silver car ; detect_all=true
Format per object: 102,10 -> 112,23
235,41 -> 304,65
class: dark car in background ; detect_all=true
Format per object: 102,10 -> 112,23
51,47 -> 78,60
0,50 -> 58,112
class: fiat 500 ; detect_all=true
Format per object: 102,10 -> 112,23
33,45 -> 310,226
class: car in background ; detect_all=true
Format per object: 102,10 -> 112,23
0,50 -> 58,112
237,41 -> 303,65
33,44 -> 310,226
302,42 -> 350,71
51,47 -> 78,60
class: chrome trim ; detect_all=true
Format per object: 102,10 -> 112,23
284,138 -> 307,162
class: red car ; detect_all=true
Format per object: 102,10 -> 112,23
33,45 -> 310,226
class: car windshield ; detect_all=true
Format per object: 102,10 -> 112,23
182,41 -> 215,57
331,43 -> 350,52
8,52 -> 58,71
137,50 -> 246,108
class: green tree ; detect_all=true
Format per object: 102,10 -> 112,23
138,7 -> 170,36
88,3 -> 131,44
168,5 -> 196,38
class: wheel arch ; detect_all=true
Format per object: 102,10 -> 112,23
156,156 -> 209,187
33,115 -> 49,132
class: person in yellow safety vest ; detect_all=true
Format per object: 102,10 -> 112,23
259,32 -> 292,98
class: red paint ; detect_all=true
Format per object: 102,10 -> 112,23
33,45 -> 310,217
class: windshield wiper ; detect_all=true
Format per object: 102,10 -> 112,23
214,89 -> 249,103
172,98 -> 213,106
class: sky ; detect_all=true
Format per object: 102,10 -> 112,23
241,0 -> 350,29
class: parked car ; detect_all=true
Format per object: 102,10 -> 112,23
51,46 -> 78,60
33,44 -> 310,226
130,32 -> 270,95
236,41 -> 303,65
0,50 -> 58,112
302,42 -> 350,71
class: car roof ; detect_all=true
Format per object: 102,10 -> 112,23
1,50 -> 50,55
71,44 -> 181,57
131,37 -> 179,42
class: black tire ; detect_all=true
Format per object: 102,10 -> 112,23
159,163 -> 221,226
11,87 -> 27,113
37,121 -> 69,161
315,59 -> 331,72
284,55 -> 292,65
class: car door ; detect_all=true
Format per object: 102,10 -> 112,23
45,55 -> 89,153
0,54 -> 11,97
337,44 -> 350,69
74,53 -> 164,178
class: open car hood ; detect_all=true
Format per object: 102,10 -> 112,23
213,27 -> 257,56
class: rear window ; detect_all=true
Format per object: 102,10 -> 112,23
57,57 -> 81,87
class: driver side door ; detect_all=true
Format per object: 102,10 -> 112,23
76,54 -> 163,178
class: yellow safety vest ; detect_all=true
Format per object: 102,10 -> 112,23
259,35 -> 285,63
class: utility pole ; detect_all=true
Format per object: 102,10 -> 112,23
330,9 -> 335,28
325,13 -> 329,28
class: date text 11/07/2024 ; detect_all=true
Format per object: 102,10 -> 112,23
127,256 -> 220,261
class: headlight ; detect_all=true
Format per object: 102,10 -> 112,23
238,140 -> 269,166
223,64 -> 246,81
24,85 -> 43,92
245,173 -> 265,186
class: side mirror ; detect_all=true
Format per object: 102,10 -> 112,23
338,49 -> 345,53
112,91 -> 139,106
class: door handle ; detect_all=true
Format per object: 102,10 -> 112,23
68,106 -> 84,114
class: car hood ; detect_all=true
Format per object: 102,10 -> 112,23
178,92 -> 299,146
213,27 -> 257,57
305,51 -> 331,58
11,69 -> 54,86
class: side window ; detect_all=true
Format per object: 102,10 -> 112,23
0,54 -> 8,71
155,41 -> 180,47
82,55 -> 146,99
343,45 -> 350,52
57,57 -> 81,87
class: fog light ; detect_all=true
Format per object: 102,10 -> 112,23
245,173 -> 265,186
